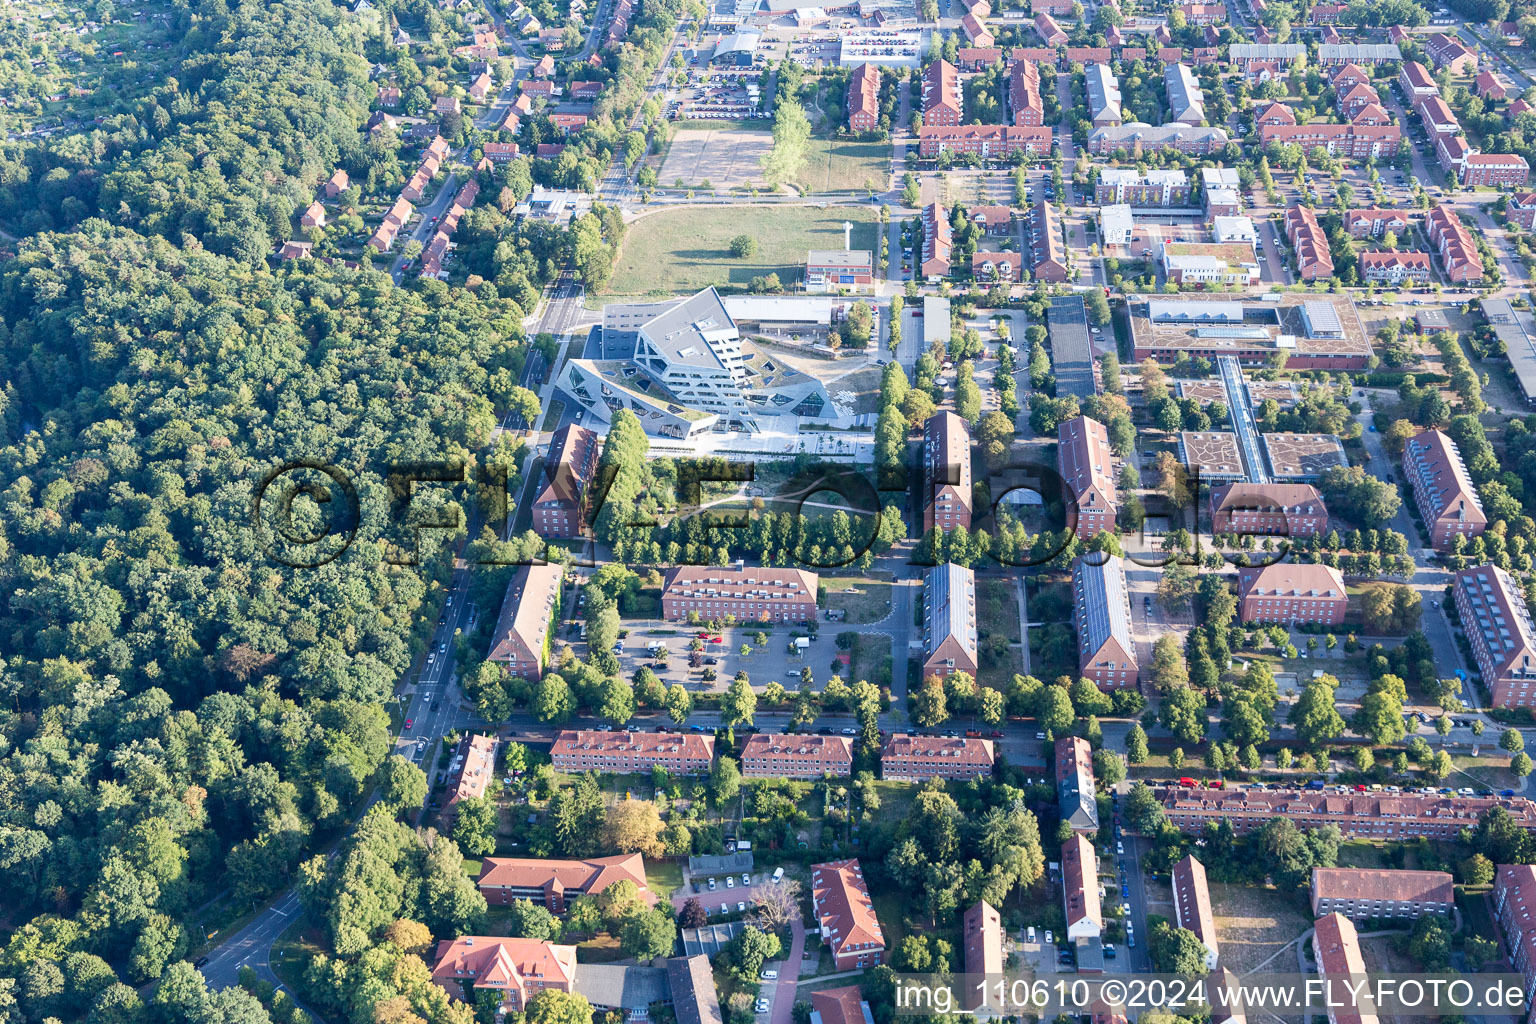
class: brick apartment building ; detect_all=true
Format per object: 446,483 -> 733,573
1404,429 -> 1487,551
1453,564 -> 1536,708
1494,864 -> 1536,1002
1058,415 -> 1117,537
1062,834 -> 1103,940
1259,122 -> 1400,159
1426,206 -> 1483,283
923,561 -> 979,680
1508,192 -> 1536,230
973,250 -> 1024,280
811,860 -> 886,970
477,853 -> 654,910
659,564 -> 819,623
1057,736 -> 1099,833
1310,868 -> 1453,920
444,734 -> 497,822
1236,562 -> 1347,625
1399,60 -> 1438,98
921,201 -> 952,278
1427,31 -> 1477,73
1462,152 -> 1529,187
963,901 -> 1004,1012
533,424 -> 599,539
551,730 -> 715,775
1030,201 -> 1070,282
1210,482 -> 1329,537
924,411 -> 973,530
487,563 -> 563,678
916,124 -> 1052,159
1358,251 -> 1433,287
1172,855 -> 1219,969
922,59 -> 961,126
1157,786 -> 1536,840
846,63 -> 880,131
1073,555 -> 1138,689
1312,914 -> 1377,1024
1010,58 -> 1044,126
1285,205 -> 1334,280
431,937 -> 578,1012
1345,209 -> 1409,240
741,734 -> 853,778
881,734 -> 995,781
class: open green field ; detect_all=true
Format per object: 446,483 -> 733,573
823,575 -> 894,624
798,136 -> 891,193
607,206 -> 880,296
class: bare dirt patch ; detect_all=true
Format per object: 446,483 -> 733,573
1209,881 -> 1313,975
658,127 -> 774,189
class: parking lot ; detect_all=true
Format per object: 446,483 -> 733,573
613,621 -> 852,694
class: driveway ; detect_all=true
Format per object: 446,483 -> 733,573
769,918 -> 808,1024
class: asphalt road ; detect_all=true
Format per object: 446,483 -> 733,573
198,891 -> 304,991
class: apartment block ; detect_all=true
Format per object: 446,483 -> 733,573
881,734 -> 995,782
917,124 -> 1052,159
1404,429 -> 1486,550
1087,122 -> 1229,155
1210,482 -> 1328,537
444,734 -> 497,822
921,202 -> 952,278
810,860 -> 886,970
1236,562 -> 1346,625
1095,168 -> 1189,206
533,424 -> 600,539
1157,786 -> 1536,840
477,853 -> 653,910
1463,152 -> 1529,187
487,563 -> 564,678
1426,31 -> 1477,73
923,562 -> 979,680
1399,60 -> 1438,98
432,938 -> 577,1013
741,734 -> 853,778
1073,555 -> 1138,689
1494,864 -> 1536,1004
1056,736 -> 1099,833
1454,564 -> 1536,708
1172,855 -> 1219,969
1508,191 -> 1536,230
1312,914 -> 1377,1024
1285,204 -> 1334,281
1010,58 -> 1044,126
1427,205 -> 1483,283
1029,200 -> 1069,282
1086,63 -> 1123,125
1358,251 -> 1433,286
1259,122 -> 1400,159
1310,868 -> 1453,920
924,410 -> 973,530
1344,208 -> 1409,238
1061,834 -> 1102,940
551,730 -> 715,775
963,901 -> 1004,1012
846,63 -> 880,132
660,564 -> 818,623
1058,414 -> 1117,537
922,59 -> 962,126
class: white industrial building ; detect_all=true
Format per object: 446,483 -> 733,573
1212,215 -> 1257,246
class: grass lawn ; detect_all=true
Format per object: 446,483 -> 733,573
539,399 -> 565,431
576,934 -> 630,962
870,891 -> 910,953
647,858 -> 685,897
798,136 -> 890,193
851,632 -> 893,689
823,576 -> 894,624
978,579 -> 1020,644
1208,881 -> 1312,974
1336,840 -> 1389,869
607,206 -> 880,296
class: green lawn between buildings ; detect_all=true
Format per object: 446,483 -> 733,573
607,205 -> 881,296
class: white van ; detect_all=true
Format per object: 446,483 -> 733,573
1027,926 -> 1037,944
772,867 -> 785,883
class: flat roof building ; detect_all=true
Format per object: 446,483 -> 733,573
1261,432 -> 1348,481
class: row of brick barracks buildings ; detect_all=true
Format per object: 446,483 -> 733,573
1156,786 -> 1536,840
550,729 -> 996,780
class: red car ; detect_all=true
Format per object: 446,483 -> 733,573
697,632 -> 711,639
709,636 -> 724,644
405,718 -> 414,728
